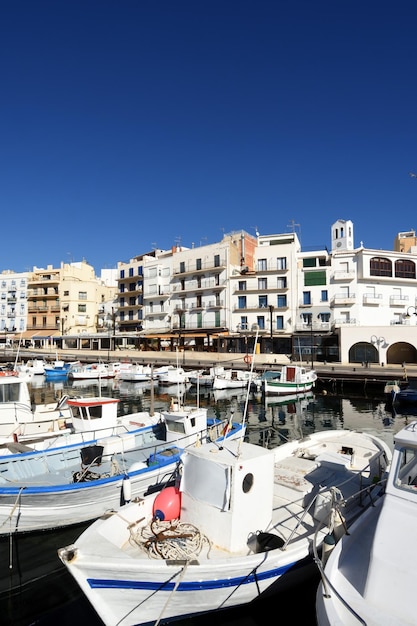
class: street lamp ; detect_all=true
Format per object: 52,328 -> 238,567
310,314 -> 314,369
370,335 -> 387,365
405,306 -> 417,320
268,305 -> 274,340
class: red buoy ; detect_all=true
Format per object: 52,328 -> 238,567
152,486 -> 181,521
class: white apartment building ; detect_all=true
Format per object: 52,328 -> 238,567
0,271 -> 29,339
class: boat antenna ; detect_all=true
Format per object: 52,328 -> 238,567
150,363 -> 155,416
238,326 -> 259,455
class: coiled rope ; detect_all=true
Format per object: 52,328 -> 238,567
130,517 -> 211,560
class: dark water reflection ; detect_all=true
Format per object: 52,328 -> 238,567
2,376 -> 413,625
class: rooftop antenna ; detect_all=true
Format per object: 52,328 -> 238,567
174,236 -> 182,250
200,237 -> 207,246
252,226 -> 260,237
287,220 -> 301,242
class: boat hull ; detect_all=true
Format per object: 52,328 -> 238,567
263,380 -> 315,395
65,545 -> 308,626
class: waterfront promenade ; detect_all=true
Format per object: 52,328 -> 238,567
3,346 -> 415,389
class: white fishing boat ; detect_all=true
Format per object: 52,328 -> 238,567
0,373 -> 72,445
115,363 -> 152,382
16,358 -> 47,376
157,365 -> 195,385
0,396 -> 244,535
68,362 -> 117,380
188,366 -> 225,386
212,368 -> 260,390
315,420 -> 417,626
262,364 -> 317,395
59,428 -> 391,626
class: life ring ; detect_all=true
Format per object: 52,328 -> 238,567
243,355 -> 252,365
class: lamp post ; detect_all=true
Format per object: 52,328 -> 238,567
370,335 -> 387,365
310,314 -> 314,369
405,305 -> 417,321
268,305 -> 274,339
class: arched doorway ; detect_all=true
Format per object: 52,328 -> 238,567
348,342 -> 378,364
386,342 -> 417,364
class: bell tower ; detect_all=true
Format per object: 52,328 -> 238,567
331,219 -> 354,252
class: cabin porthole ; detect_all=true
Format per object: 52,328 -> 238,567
242,472 -> 254,493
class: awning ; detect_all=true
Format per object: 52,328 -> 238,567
139,334 -> 178,339
18,330 -> 60,339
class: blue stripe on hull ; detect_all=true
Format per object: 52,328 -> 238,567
86,562 -> 294,592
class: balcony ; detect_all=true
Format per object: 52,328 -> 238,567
332,318 -> 357,327
331,270 -> 355,281
173,258 -> 227,276
171,279 -> 227,293
331,293 -> 356,306
390,295 -> 409,306
362,293 -> 382,305
294,322 -> 331,332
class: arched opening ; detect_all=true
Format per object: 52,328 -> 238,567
386,342 -> 417,364
348,342 -> 378,364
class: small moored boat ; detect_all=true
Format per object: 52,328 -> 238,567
59,428 -> 391,626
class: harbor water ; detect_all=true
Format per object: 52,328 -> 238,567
1,374 -> 408,626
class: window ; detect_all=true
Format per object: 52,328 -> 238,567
303,291 -> 311,305
120,270 -> 125,279
129,268 -> 134,277
303,258 -> 316,268
395,259 -> 416,279
214,255 -> 220,267
276,315 -> 284,330
257,258 -> 267,271
196,258 -> 202,270
321,290 -> 328,302
258,295 -> 268,308
258,278 -> 267,290
277,295 -> 287,308
239,316 -> 248,330
301,313 -> 312,326
305,271 -> 327,286
180,261 -> 185,273
238,296 -> 247,309
257,316 -> 265,330
370,257 -> 392,277
277,277 -> 287,289
238,281 -> 247,291
276,257 -> 287,270
78,304 -> 87,313
78,291 -> 87,300
319,312 -> 330,323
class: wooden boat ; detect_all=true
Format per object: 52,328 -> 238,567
0,397 -> 244,535
59,428 -> 391,626
315,420 -> 417,625
262,364 -> 317,395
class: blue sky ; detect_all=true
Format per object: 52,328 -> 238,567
2,0 -> 417,273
